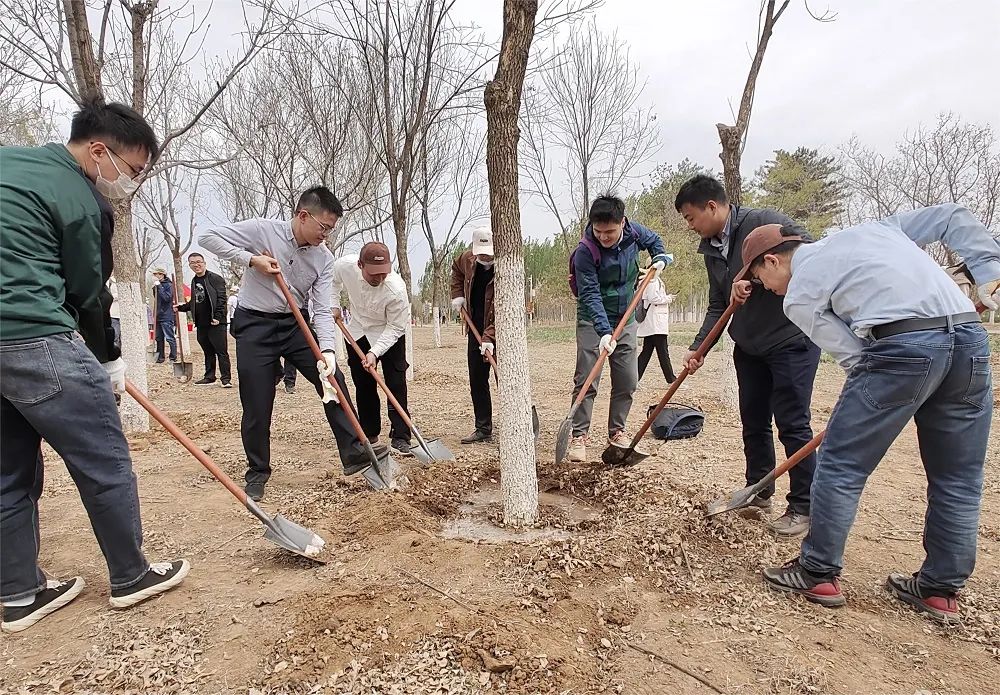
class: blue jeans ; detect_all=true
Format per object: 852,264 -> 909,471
0,333 -> 149,601
801,323 -> 992,594
155,316 -> 177,360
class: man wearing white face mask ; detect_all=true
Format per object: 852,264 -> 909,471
0,100 -> 189,633
450,227 -> 497,444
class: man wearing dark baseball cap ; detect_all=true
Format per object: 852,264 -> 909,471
733,205 -> 1000,623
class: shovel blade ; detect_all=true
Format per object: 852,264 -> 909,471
532,406 -> 540,443
555,417 -> 573,465
414,437 -> 455,464
262,513 -> 326,561
362,446 -> 404,490
173,361 -> 193,383
705,485 -> 759,518
600,441 -> 651,467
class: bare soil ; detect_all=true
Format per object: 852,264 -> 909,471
2,323 -> 998,695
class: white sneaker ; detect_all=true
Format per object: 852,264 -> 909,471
608,430 -> 630,447
568,435 -> 588,462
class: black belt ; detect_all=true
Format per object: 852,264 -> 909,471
237,306 -> 304,320
871,311 -> 981,340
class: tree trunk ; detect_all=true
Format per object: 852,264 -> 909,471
111,201 -> 150,431
485,0 -> 539,527
717,124 -> 744,207
430,264 -> 442,348
171,252 -> 191,357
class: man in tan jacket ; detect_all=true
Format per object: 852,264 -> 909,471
450,227 -> 496,443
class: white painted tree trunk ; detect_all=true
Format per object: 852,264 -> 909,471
719,330 -> 739,412
432,306 -> 441,347
117,281 -> 151,432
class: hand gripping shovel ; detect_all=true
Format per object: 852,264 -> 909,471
706,430 -> 826,517
272,271 -> 396,490
556,265 -> 661,465
171,274 -> 193,383
601,300 -> 738,467
459,306 -> 539,442
124,381 -> 326,561
337,317 -> 455,466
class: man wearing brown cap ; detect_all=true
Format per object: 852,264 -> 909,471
450,227 -> 496,444
332,242 -> 413,456
735,205 -> 1000,622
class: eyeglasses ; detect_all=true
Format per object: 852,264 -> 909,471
306,211 -> 334,234
99,143 -> 144,179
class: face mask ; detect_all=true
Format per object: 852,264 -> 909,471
477,258 -> 494,268
94,151 -> 140,199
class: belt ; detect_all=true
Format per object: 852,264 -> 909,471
236,306 -> 304,320
870,311 -> 981,340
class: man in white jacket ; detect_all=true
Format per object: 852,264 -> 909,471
332,242 -> 413,456
636,276 -> 676,384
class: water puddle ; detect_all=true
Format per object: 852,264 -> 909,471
441,487 -> 603,544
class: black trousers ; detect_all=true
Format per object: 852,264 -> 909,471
274,358 -> 297,387
345,334 -> 411,442
232,307 -> 367,484
196,323 -> 231,382
637,334 -> 676,383
734,338 -> 821,515
467,333 -> 493,433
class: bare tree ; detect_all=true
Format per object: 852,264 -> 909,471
485,0 -> 540,526
133,224 -> 167,286
2,0 -> 292,431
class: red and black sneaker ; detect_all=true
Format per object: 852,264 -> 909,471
762,557 -> 846,607
886,572 -> 960,624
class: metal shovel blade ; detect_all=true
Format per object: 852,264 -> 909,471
600,441 -> 652,468
245,498 -> 326,562
173,360 -> 193,383
532,405 -> 540,443
411,437 -> 455,466
555,415 -> 574,464
705,484 -> 761,518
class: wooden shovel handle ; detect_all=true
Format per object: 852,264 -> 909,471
572,265 -> 661,409
459,307 -> 500,382
125,381 -> 247,504
171,274 -> 186,362
271,270 -> 370,445
335,316 -> 418,432
773,430 -> 825,481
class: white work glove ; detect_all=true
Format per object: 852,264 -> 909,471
599,334 -> 617,355
316,351 -> 340,404
650,253 -> 674,272
479,341 -> 494,356
451,297 -> 466,312
152,279 -> 160,287
977,280 -> 1000,311
102,357 -> 127,393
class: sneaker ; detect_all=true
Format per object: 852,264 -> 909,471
748,494 -> 773,510
284,384 -> 295,394
109,560 -> 190,609
762,558 -> 845,607
1,577 -> 85,633
220,381 -> 233,389
245,481 -> 265,502
155,358 -> 165,364
768,509 -> 810,537
567,435 -> 588,462
194,378 -> 216,386
607,430 -> 630,447
461,429 -> 492,444
391,438 -> 413,457
886,572 -> 960,624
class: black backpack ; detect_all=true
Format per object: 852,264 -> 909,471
645,403 -> 705,440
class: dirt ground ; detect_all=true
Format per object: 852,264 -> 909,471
2,322 -> 999,695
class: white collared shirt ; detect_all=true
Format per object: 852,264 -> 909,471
332,255 -> 411,357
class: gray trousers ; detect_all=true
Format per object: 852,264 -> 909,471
571,320 -> 638,437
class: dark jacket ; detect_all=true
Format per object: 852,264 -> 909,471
691,204 -> 809,356
0,144 -> 119,362
177,270 -> 227,327
451,250 -> 495,342
575,219 -> 666,335
155,279 -> 176,321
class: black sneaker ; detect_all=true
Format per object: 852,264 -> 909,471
155,358 -> 165,364
762,557 -> 845,607
245,481 -> 265,502
194,378 -> 216,386
391,438 -> 413,457
461,429 -> 492,444
284,384 -> 295,394
1,577 -> 85,633
220,381 -> 233,389
109,560 -> 190,609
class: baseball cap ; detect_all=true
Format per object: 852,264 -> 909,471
471,227 -> 494,256
735,224 -> 805,282
359,241 -> 392,274
152,267 -> 167,275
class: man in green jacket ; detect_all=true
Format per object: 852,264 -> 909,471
0,100 -> 188,634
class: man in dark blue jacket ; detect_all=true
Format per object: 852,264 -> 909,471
675,174 -> 820,537
567,196 -> 671,462
151,268 -> 176,363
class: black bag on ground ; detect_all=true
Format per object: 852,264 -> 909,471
646,403 -> 705,440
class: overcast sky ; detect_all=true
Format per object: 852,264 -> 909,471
150,0 -> 1000,287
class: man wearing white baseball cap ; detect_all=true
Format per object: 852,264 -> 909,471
451,227 -> 496,443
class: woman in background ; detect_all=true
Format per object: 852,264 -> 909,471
636,276 -> 676,384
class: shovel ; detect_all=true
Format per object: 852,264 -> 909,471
124,381 -> 326,561
601,300 -> 739,467
272,270 -> 397,491
459,307 -> 540,442
146,289 -> 159,363
171,274 -> 193,383
337,317 -> 455,466
706,430 -> 826,517
555,265 -> 661,465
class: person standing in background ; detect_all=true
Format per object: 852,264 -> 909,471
176,253 -> 231,387
636,276 -> 676,384
151,268 -> 176,363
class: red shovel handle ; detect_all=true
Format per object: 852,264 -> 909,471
774,430 -> 825,480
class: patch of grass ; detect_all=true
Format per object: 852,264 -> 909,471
527,325 -> 699,348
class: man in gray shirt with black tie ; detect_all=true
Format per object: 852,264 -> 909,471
734,204 -> 1000,623
200,186 -> 376,501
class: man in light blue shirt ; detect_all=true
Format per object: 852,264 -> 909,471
728,203 -> 1000,623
